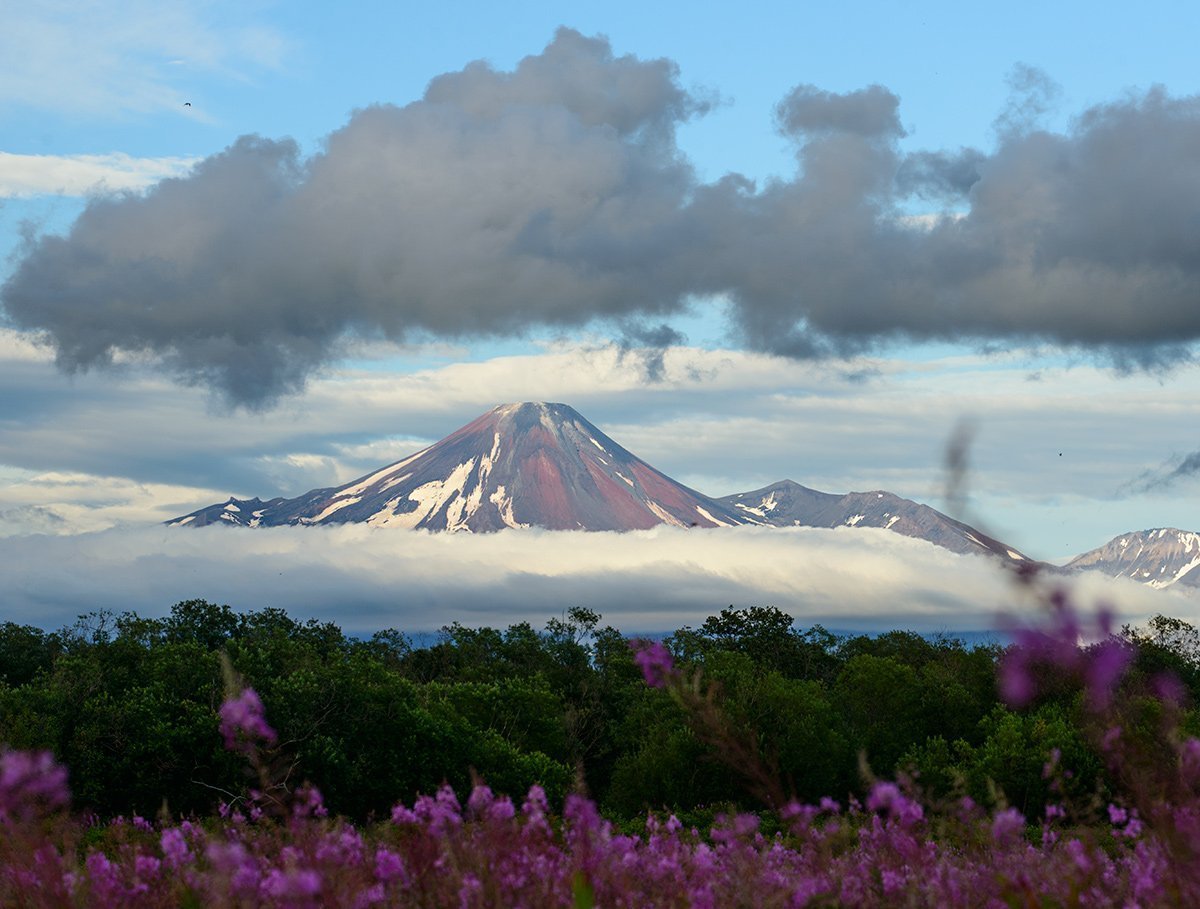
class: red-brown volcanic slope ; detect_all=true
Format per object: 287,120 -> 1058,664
173,403 -> 750,532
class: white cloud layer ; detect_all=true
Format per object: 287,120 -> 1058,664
1,524 -> 1194,636
0,152 -> 200,198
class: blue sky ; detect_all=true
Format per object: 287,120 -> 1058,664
2,0 -> 1200,630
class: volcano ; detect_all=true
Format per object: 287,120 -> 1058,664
169,402 -> 750,532
169,401 -> 1038,566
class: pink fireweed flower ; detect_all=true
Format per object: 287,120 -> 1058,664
0,748 -> 69,821
219,687 -> 277,754
261,867 -> 322,900
390,802 -> 419,825
1000,596 -> 1135,712
630,639 -> 675,688
991,807 -> 1026,846
374,848 -> 408,884
160,827 -> 192,868
1085,639 -> 1134,710
292,785 -> 328,819
710,812 -> 759,843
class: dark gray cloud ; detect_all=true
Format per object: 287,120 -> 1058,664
6,33 -> 1200,406
1,29 -> 712,407
711,79 -> 1200,362
776,84 -> 904,139
615,321 -> 686,382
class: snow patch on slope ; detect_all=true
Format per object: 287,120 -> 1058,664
367,459 -> 477,529
696,505 -> 733,527
646,501 -> 685,527
488,484 -> 528,529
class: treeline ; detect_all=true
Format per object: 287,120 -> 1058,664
0,601 -> 1197,822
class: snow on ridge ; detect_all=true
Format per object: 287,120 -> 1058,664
365,459 -> 477,530
886,515 -> 900,529
1174,555 -> 1200,583
224,503 -> 240,513
1006,549 -> 1026,561
337,451 -> 423,499
696,505 -> 733,527
380,472 -> 414,492
736,491 -> 778,518
439,459 -> 480,529
846,514 -> 865,526
646,500 -> 685,527
615,472 -> 634,487
305,495 -> 363,524
460,434 -> 502,524
488,484 -> 527,529
171,515 -> 195,526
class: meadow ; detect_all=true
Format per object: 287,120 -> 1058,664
3,574 -> 1200,906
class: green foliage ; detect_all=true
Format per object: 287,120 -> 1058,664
4,601 -> 1198,825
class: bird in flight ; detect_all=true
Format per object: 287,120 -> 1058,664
184,102 -> 191,107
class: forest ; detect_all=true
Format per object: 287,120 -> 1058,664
3,598 -> 1197,825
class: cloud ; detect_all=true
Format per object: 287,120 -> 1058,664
1124,450 -> 1200,494
0,0 -> 286,118
710,79 -> 1200,364
2,29 -> 711,406
4,522 -> 1191,635
0,152 -> 200,198
614,321 -> 687,382
7,35 -> 1200,405
0,470 -> 228,536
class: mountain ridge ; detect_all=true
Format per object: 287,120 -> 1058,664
169,401 -> 1041,568
718,480 -> 1033,562
168,402 -> 1200,591
1065,528 -> 1200,590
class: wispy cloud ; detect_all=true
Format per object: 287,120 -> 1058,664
0,470 -> 227,536
0,152 -> 199,198
1123,450 -> 1200,494
0,0 -> 288,119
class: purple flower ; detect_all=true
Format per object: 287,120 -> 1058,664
261,867 -> 321,900
219,688 -> 277,754
134,854 -> 161,880
991,807 -> 1026,845
160,827 -> 192,868
292,785 -> 328,819
374,848 -> 407,884
631,639 -> 675,688
1085,640 -> 1133,709
0,748 -> 69,821
390,802 -> 418,825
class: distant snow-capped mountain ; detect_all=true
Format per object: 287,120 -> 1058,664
1066,528 -> 1200,590
169,402 -> 749,532
718,480 -> 1033,563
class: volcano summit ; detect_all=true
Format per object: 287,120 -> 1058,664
171,403 -> 748,532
